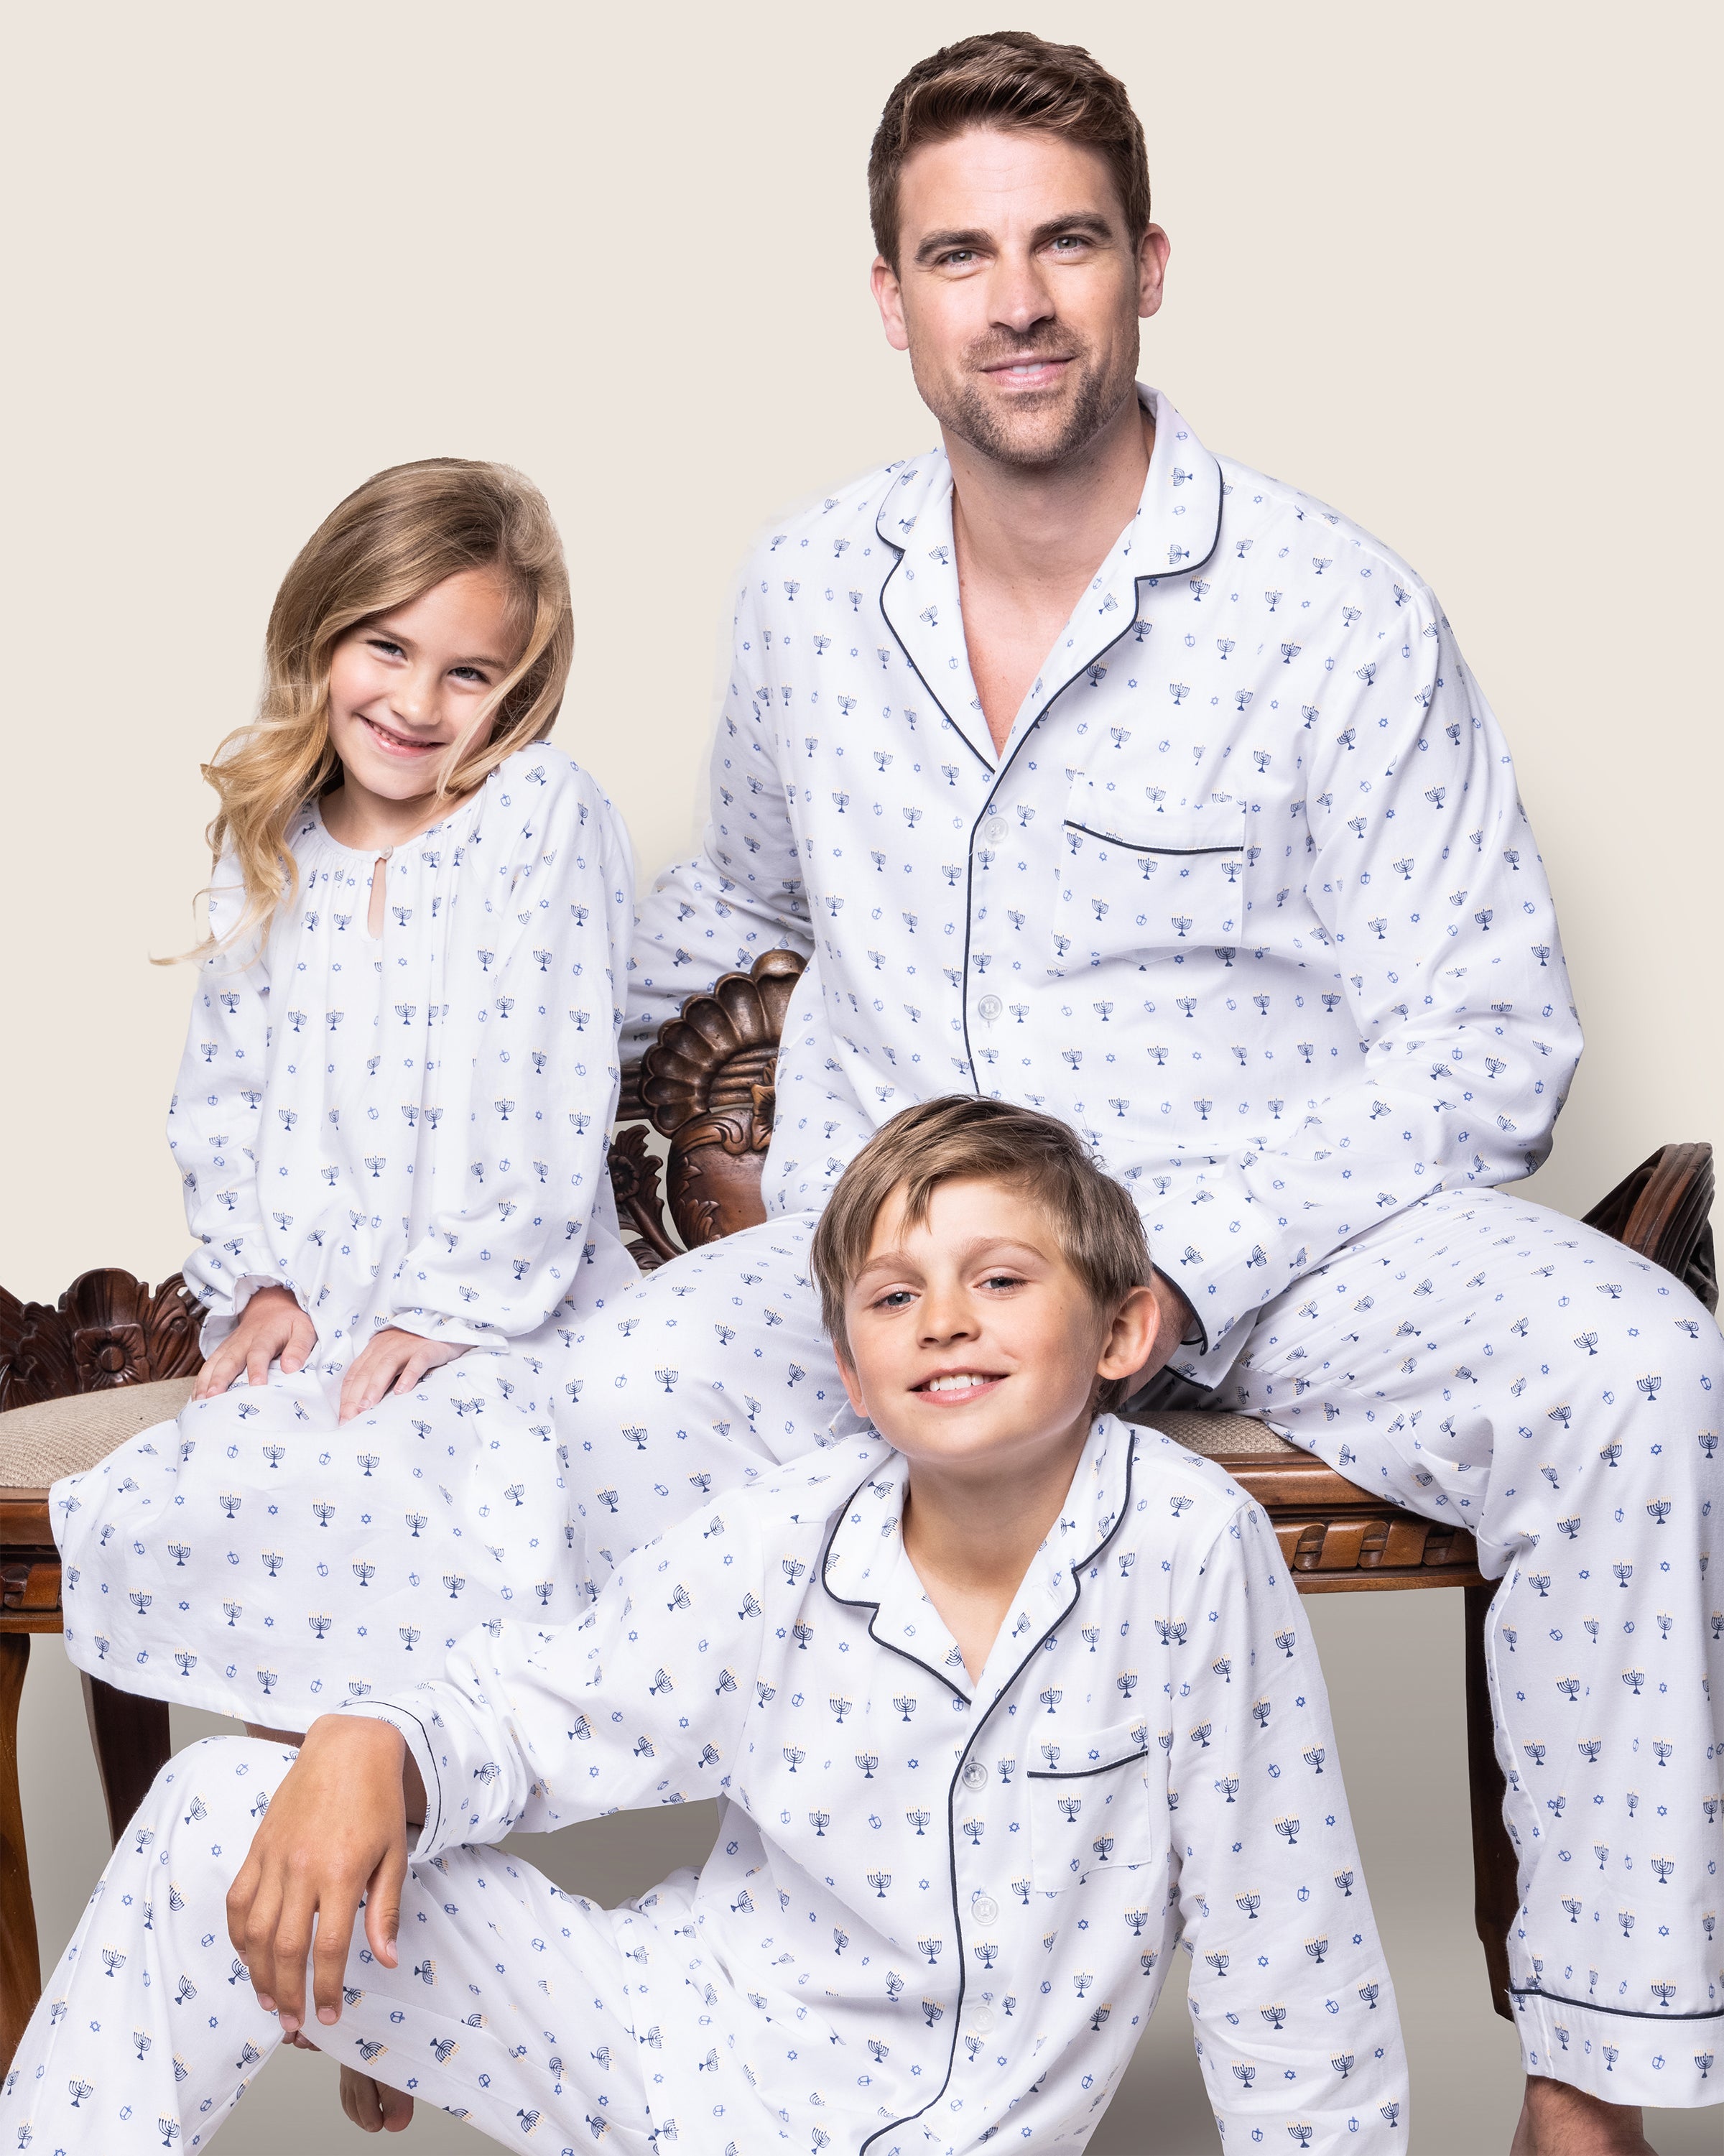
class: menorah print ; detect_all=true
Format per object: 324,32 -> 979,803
54,752 -> 638,1735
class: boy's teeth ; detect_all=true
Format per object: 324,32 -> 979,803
925,1373 -> 988,1392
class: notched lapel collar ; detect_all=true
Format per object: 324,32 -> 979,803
875,455 -> 996,772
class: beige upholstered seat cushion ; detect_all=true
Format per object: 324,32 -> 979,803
1134,1407 -> 1302,1460
0,1377 -> 195,1490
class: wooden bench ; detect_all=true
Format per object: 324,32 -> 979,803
1,947 -> 1715,2070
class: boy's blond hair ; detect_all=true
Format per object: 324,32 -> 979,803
809,1097 -> 1152,1412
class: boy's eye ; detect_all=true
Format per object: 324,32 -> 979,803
873,1289 -> 914,1310
981,1272 -> 1024,1292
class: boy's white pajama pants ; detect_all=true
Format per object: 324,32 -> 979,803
0,1739 -> 665,2152
560,1183 -> 1724,2108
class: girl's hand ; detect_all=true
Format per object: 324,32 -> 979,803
226,1715 -> 419,2038
339,1328 -> 468,1422
193,1285 -> 316,1399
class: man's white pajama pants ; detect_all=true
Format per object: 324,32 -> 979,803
0,1738 -> 670,2152
560,1183 -> 1724,2108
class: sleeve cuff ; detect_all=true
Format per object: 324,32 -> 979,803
195,1274 -> 297,1356
335,1698 -> 447,1858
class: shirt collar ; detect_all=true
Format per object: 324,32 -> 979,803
873,387 -> 1223,772
819,1415 -> 1138,1706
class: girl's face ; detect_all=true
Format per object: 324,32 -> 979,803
325,567 -> 522,805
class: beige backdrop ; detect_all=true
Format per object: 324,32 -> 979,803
4,1 -> 1719,2149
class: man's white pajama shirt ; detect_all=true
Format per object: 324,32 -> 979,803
0,1419 -> 1408,2152
562,388 -> 1722,2104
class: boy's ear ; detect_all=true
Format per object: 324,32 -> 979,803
835,1341 -> 869,1419
1095,1283 -> 1159,1384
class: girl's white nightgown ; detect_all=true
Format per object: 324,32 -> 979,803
54,746 -> 638,1727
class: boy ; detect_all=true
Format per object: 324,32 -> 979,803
1,1098 -> 1407,2152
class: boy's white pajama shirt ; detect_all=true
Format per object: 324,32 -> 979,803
1,1417 -> 1409,2152
557,388 -> 1723,2104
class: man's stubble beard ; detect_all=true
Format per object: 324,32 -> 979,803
922,334 -> 1139,473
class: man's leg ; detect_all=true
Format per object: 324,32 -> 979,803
558,1211 -> 841,1587
0,1735 -> 659,2152
1225,1186 -> 1721,2121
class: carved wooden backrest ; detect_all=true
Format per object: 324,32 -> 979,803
613,950 -> 807,1268
0,1270 -> 205,1415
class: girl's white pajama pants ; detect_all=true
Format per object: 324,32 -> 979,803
560,1183 -> 1724,2108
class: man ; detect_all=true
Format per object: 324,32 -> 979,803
570,30 -> 1719,2152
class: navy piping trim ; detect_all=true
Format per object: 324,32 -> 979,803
875,542 -> 993,777
1508,1986 -> 1724,2023
818,1471 -> 973,1704
358,1702 -> 445,1851
859,1435 -> 1141,2154
1026,1746 -> 1150,1782
1062,819 -> 1246,859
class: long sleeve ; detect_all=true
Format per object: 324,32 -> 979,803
169,856 -> 285,1347
386,767 -> 634,1346
1170,1501 -> 1408,2148
623,560 -> 813,1060
340,1491 -> 767,1855
1128,593 -> 1584,1361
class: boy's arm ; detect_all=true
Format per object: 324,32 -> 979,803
337,1492 -> 773,1855
1169,1499 -> 1409,2150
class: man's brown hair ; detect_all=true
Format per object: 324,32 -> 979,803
810,1096 -> 1151,1412
868,30 -> 1151,273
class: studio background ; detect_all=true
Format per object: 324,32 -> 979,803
3,2 -> 1718,2148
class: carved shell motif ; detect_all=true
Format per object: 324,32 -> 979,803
0,1268 -> 207,1413
640,950 -> 807,1249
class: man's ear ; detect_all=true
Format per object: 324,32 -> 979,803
871,256 -> 911,353
1096,1282 -> 1158,1385
1135,223 -> 1172,323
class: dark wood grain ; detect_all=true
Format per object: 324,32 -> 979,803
0,1634 -> 40,2070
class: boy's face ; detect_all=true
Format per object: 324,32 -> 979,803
836,1176 -> 1153,1471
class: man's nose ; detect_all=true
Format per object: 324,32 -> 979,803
987,248 -> 1056,338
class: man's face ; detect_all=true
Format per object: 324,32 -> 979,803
872,126 -> 1168,470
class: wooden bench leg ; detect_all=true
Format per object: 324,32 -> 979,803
0,1633 -> 42,2073
80,1672 -> 171,1848
1464,1581 -> 1521,2021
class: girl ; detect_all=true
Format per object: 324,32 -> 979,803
53,457 -> 636,1738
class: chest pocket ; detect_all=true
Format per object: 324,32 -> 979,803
1055,776 -> 1248,971
1028,1720 -> 1163,1890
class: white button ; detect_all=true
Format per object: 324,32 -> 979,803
961,1758 -> 989,1791
983,816 -> 1008,842
976,994 -> 1003,1021
970,2003 -> 996,2033
971,1892 -> 1001,1927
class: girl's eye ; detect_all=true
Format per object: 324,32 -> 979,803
449,666 -> 490,684
367,638 -> 405,660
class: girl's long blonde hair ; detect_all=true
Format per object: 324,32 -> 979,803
190,457 -> 573,957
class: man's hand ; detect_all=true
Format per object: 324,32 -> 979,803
193,1285 -> 316,1399
1126,1269 -> 1197,1396
338,1329 -> 468,1422
226,1716 -> 418,2037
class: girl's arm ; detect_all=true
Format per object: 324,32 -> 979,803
170,856 -> 287,1349
387,758 -> 634,1347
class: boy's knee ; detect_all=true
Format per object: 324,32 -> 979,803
138,1735 -> 297,1873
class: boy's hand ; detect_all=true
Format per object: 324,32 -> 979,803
338,1329 -> 468,1422
226,1716 -> 420,2036
193,1284 -> 316,1398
